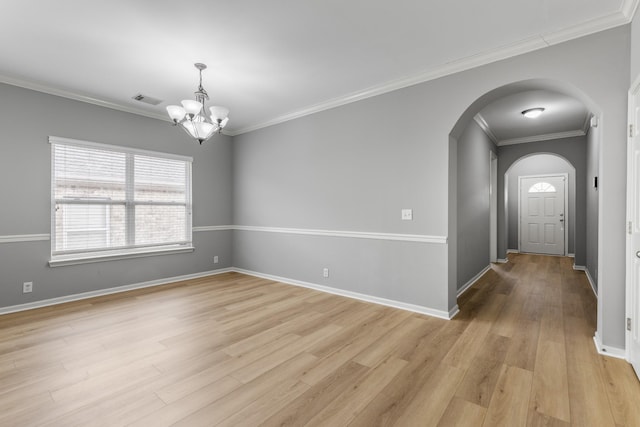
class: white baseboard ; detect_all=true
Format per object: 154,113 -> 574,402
0,268 -> 234,316
448,305 -> 460,319
573,265 -> 597,296
567,253 -> 575,258
593,332 -> 627,360
233,268 -> 455,320
457,265 -> 490,298
506,249 -> 519,254
585,269 -> 597,297
0,266 -> 455,321
496,258 -> 509,264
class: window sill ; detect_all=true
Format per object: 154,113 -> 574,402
49,246 -> 195,267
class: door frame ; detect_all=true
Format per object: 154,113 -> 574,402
626,78 -> 640,370
490,151 -> 498,263
518,173 -> 569,256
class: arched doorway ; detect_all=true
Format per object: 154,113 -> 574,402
504,154 -> 578,259
448,78 -> 600,300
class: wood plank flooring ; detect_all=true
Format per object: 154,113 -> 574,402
0,253 -> 639,426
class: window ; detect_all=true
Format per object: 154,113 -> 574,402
528,182 -> 556,193
50,136 -> 193,266
62,203 -> 110,251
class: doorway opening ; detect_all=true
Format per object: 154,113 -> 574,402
490,151 -> 498,263
518,173 -> 568,256
625,78 -> 640,377
505,153 -> 576,258
448,78 -> 600,315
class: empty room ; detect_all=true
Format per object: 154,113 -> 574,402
1,1 -> 640,426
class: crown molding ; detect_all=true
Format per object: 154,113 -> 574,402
0,74 -> 170,122
233,7 -> 633,135
497,129 -> 586,146
541,9 -> 629,46
582,112 -> 594,134
231,35 -> 548,136
622,0 -> 639,21
473,114 -> 499,144
2,3 -> 636,137
0,74 -> 239,137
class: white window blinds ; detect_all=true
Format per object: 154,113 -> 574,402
50,137 -> 193,261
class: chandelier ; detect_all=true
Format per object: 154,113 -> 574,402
166,63 -> 229,144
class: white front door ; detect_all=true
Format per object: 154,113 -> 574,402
519,175 -> 566,256
626,84 -> 640,379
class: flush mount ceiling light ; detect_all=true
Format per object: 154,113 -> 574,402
521,107 -> 545,119
166,63 -> 229,144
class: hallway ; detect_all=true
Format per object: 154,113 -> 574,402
455,253 -> 640,426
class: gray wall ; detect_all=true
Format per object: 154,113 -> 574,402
586,126 -> 600,291
0,83 -> 233,308
456,121 -> 497,289
499,137 -> 587,265
631,13 -> 640,83
235,25 -> 629,349
232,99 -> 451,313
233,231 -> 446,308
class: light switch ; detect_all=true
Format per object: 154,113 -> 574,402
401,209 -> 413,220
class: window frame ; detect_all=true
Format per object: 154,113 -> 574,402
49,136 -> 194,267
528,181 -> 557,193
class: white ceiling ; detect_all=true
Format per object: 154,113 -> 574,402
475,90 -> 591,145
0,1 -> 635,135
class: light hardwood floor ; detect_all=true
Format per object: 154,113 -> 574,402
0,253 -> 639,426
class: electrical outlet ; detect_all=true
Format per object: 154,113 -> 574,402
401,209 -> 413,220
214,256 -> 219,264
323,268 -> 329,278
23,282 -> 33,293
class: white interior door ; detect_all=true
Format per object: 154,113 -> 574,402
519,175 -> 566,256
626,85 -> 640,378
